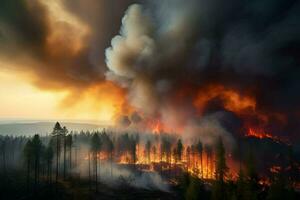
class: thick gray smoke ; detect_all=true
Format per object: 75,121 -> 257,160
105,0 -> 300,142
105,2 -> 199,114
105,3 -> 236,148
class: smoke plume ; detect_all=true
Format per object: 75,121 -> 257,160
105,0 -> 300,142
0,0 -> 299,141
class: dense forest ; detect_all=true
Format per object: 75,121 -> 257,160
0,122 -> 299,200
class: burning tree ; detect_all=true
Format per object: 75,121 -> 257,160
196,140 -> 203,178
212,137 -> 228,200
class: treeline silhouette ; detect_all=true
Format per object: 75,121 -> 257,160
0,122 -> 299,200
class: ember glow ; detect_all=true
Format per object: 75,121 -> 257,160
246,128 -> 287,144
86,137 -> 219,180
246,128 -> 274,140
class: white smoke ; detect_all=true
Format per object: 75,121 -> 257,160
71,143 -> 169,191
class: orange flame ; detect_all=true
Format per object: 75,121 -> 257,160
246,128 -> 285,144
193,84 -> 256,115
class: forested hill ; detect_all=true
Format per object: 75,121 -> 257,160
0,122 -> 104,136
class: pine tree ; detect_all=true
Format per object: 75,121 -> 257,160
186,146 -> 191,171
31,134 -> 43,191
146,140 -> 151,164
66,134 -> 73,173
108,137 -> 114,177
244,150 -> 259,200
177,139 -> 183,162
51,122 -> 63,186
24,139 -> 33,191
45,142 -> 54,184
205,144 -> 213,178
62,126 -> 68,179
196,140 -> 203,178
90,133 -> 101,193
212,137 -> 228,200
237,168 -> 246,200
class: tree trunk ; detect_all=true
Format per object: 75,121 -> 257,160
88,153 -> 91,192
2,144 -> 6,172
34,157 -> 38,191
47,161 -> 50,183
56,136 -> 59,185
200,152 -> 203,178
110,152 -> 113,178
69,144 -> 72,172
50,161 -> 52,184
75,146 -> 77,167
63,138 -> 66,180
95,152 -> 98,193
27,158 -> 30,192
206,154 -> 209,179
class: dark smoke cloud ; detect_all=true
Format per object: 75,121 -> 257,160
0,0 -> 137,95
106,0 -> 300,140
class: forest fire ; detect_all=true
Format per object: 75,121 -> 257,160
246,128 -> 284,143
193,85 -> 256,115
84,135 -> 229,181
147,119 -> 165,134
0,0 -> 299,199
246,128 -> 274,139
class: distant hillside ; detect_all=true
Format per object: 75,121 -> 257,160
0,122 -> 105,136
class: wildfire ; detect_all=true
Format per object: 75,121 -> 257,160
85,142 -> 237,181
146,119 -> 169,134
246,128 -> 273,139
151,120 -> 164,134
193,84 -> 256,115
246,128 -> 284,144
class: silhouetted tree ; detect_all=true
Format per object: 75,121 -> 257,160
237,168 -> 246,200
196,140 -> 203,178
186,146 -> 191,171
177,139 -> 183,162
245,150 -> 259,200
24,139 -> 33,191
66,134 -> 73,173
152,145 -> 157,162
0,138 -> 6,172
31,134 -> 43,191
90,133 -> 101,193
212,137 -> 228,200
146,140 -> 151,164
62,126 -> 68,179
45,140 -> 54,183
205,144 -> 213,178
107,137 -> 114,177
88,151 -> 91,192
52,122 -> 63,186
130,136 -> 137,165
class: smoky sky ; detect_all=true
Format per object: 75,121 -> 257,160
0,0 -> 299,139
0,0 -> 138,91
